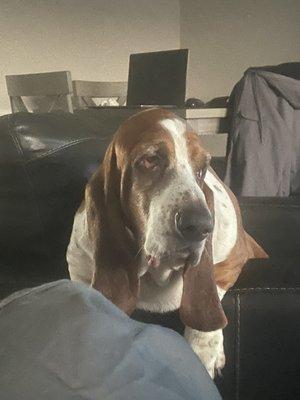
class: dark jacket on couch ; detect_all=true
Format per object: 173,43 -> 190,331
225,63 -> 300,197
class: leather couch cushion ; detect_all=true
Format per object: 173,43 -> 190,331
0,113 -> 109,277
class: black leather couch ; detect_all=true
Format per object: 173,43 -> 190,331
0,111 -> 299,400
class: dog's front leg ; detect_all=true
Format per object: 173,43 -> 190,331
184,286 -> 226,378
184,327 -> 225,379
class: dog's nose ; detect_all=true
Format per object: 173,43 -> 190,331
175,206 -> 213,242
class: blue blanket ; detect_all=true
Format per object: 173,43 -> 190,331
0,280 -> 221,400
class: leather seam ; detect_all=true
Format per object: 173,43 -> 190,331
25,137 -> 95,163
240,204 -> 300,207
235,293 -> 241,400
239,203 -> 300,209
230,287 -> 300,293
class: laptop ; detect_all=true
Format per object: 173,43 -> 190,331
126,49 -> 189,108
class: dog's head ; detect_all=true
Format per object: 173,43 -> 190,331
87,108 -> 227,330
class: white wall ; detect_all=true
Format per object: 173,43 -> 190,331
0,0 -> 180,114
1,0 -> 299,113
180,0 -> 300,101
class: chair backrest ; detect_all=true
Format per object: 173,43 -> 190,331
6,71 -> 73,113
72,80 -> 127,109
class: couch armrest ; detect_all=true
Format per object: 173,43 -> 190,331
215,197 -> 300,399
236,196 -> 300,289
219,286 -> 300,400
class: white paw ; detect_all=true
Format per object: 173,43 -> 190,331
185,328 -> 225,379
206,345 -> 226,379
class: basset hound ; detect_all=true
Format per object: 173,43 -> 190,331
67,108 -> 267,378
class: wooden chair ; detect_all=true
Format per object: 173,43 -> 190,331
6,71 -> 73,113
72,80 -> 127,109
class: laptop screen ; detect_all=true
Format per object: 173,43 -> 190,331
126,49 -> 189,107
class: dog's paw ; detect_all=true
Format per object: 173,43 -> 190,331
185,328 -> 225,379
192,339 -> 225,379
207,345 -> 226,379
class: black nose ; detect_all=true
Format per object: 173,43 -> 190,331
175,206 -> 213,242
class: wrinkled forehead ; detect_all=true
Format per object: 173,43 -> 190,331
116,113 -> 204,165
159,117 -> 207,170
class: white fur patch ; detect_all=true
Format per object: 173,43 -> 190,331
137,271 -> 183,313
184,327 -> 225,378
67,206 -> 94,284
205,170 -> 237,264
217,285 -> 226,300
160,118 -> 206,202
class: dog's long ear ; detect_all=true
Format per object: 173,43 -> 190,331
86,141 -> 139,315
180,182 -> 228,332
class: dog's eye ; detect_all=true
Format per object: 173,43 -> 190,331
137,154 -> 160,171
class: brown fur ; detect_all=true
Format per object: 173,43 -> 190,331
87,143 -> 139,314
